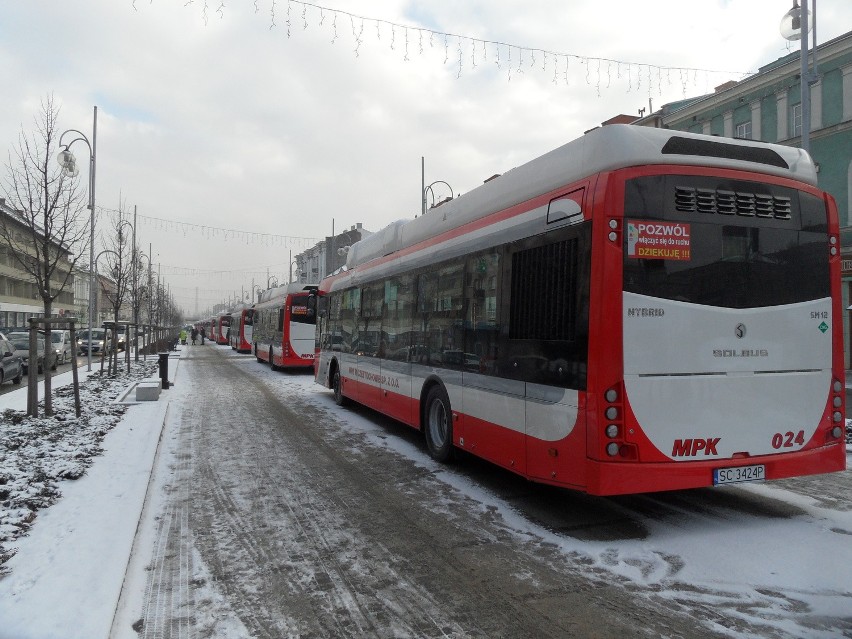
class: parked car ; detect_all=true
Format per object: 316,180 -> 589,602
77,328 -> 111,356
50,329 -> 73,365
7,332 -> 48,374
0,336 -> 23,386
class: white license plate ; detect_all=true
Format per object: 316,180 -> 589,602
713,464 -> 766,486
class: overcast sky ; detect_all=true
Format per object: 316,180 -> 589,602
1,0 -> 849,317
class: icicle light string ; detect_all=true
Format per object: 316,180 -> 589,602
158,0 -> 753,94
98,206 -> 320,249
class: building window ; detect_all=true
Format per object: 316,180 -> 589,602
791,103 -> 802,138
735,121 -> 752,139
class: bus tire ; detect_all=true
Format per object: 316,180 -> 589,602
424,385 -> 454,463
332,367 -> 347,406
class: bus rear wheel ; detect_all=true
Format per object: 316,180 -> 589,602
424,385 -> 454,463
332,367 -> 347,406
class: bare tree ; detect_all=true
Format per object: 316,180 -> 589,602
0,96 -> 89,414
100,210 -> 134,375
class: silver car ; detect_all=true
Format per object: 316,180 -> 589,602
50,330 -> 73,365
7,332 -> 48,374
77,328 -> 111,356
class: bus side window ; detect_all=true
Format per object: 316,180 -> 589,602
464,250 -> 501,375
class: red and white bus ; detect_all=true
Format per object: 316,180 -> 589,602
229,304 -> 254,353
315,124 -> 846,496
207,317 -> 218,344
214,312 -> 231,345
254,283 -> 318,370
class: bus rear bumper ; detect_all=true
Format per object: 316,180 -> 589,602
584,444 -> 847,496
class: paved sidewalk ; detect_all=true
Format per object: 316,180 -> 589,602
0,353 -> 182,639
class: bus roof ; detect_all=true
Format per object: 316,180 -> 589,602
345,125 -> 816,271
257,282 -> 317,304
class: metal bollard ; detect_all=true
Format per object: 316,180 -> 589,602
158,352 -> 170,389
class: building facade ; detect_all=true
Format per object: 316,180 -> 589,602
293,223 -> 371,286
634,31 -> 852,364
0,199 -> 76,330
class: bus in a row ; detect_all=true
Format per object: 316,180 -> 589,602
253,283 -> 317,370
314,124 -> 846,496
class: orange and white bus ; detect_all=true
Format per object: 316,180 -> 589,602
314,125 -> 846,496
254,283 -> 318,370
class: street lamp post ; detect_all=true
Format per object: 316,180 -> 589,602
135,251 -> 150,361
781,0 -> 818,153
267,275 -> 279,289
58,106 -> 97,371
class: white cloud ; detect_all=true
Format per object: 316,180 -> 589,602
0,0 -> 848,315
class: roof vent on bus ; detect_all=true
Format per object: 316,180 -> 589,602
675,186 -> 791,219
661,136 -> 789,169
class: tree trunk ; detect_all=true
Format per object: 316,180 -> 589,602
43,302 -> 53,416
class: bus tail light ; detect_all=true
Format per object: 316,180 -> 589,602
607,218 -> 620,244
617,443 -> 638,460
603,384 -> 627,460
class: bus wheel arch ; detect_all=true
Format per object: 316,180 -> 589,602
421,380 -> 454,463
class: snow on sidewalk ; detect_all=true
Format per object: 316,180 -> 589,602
0,357 -> 177,639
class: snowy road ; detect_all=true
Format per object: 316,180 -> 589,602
120,344 -> 852,639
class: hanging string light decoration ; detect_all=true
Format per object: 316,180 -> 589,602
144,0 -> 753,97
98,205 -> 321,249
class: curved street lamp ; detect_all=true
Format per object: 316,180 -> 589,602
267,275 -> 279,289
58,107 -> 97,370
134,251 -> 151,361
335,230 -> 360,257
115,218 -> 135,328
424,180 -> 454,212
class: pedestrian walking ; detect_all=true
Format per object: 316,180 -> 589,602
200,326 -> 206,344
191,327 -> 198,345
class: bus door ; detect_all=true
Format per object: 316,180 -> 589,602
509,223 -> 590,482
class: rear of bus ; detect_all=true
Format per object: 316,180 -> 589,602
590,140 -> 846,494
282,290 -> 317,367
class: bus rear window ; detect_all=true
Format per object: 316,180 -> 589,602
623,176 -> 829,308
290,294 -> 316,324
